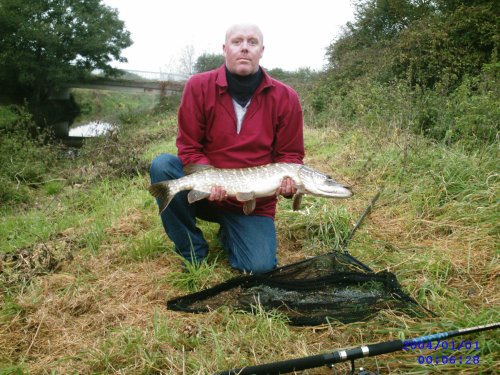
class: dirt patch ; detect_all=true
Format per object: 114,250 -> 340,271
0,230 -> 77,288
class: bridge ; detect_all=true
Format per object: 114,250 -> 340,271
118,69 -> 189,82
50,69 -> 188,99
47,70 -> 189,146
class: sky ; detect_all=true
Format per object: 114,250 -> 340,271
102,0 -> 355,74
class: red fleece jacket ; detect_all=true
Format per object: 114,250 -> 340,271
176,65 -> 304,218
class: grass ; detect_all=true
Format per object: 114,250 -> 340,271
165,254 -> 222,293
0,90 -> 498,374
277,201 -> 353,256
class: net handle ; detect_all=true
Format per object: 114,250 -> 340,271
339,189 -> 382,254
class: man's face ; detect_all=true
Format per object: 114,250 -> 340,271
223,25 -> 264,76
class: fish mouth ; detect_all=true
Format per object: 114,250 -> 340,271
317,184 -> 353,198
341,184 -> 352,194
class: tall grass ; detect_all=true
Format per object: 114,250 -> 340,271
277,201 -> 352,256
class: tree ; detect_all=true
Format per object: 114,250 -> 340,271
392,2 -> 498,89
194,53 -> 225,73
348,0 -> 433,45
325,0 -> 498,91
0,0 -> 132,102
177,45 -> 196,76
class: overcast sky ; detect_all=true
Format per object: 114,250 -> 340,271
102,0 -> 355,74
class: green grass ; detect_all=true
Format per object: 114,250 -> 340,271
0,89 -> 497,374
124,229 -> 169,261
82,305 -> 293,374
277,200 -> 353,255
164,254 -> 221,293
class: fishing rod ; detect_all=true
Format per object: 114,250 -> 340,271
215,322 -> 499,375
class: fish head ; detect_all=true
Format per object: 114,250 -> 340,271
298,166 -> 352,198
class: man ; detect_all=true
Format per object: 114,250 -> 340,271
150,24 -> 304,273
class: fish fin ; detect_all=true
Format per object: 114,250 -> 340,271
243,199 -> 256,215
292,193 -> 303,211
183,164 -> 214,175
148,182 -> 174,214
187,190 -> 210,204
235,192 -> 255,202
236,192 -> 256,215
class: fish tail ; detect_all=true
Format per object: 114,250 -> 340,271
148,182 -> 175,214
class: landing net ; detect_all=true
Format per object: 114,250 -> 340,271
166,191 -> 432,325
166,251 -> 430,325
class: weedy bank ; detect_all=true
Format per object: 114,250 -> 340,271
0,89 -> 498,374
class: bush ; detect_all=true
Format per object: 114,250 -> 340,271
308,76 -> 417,129
0,105 -> 36,134
308,62 -> 498,147
313,0 -> 499,146
0,105 -> 58,205
432,71 -> 499,144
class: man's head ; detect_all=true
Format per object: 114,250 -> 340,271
223,24 -> 264,76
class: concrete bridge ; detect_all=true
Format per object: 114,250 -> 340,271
47,70 -> 188,146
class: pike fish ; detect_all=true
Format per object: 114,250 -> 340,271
148,163 -> 352,215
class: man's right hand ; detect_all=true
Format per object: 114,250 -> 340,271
208,186 -> 228,201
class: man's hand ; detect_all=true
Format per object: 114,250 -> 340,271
276,177 -> 296,198
208,186 -> 228,201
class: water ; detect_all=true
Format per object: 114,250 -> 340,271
58,120 -> 116,157
68,120 -> 115,137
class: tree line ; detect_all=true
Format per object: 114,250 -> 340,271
0,0 -> 131,103
326,0 -> 497,92
1,0 -> 497,144
310,0 -> 498,145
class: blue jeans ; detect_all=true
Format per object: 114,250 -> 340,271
149,154 -> 277,273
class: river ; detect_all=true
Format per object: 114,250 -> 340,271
68,121 -> 115,137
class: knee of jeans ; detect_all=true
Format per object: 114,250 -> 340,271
243,255 -> 276,274
150,154 -> 181,181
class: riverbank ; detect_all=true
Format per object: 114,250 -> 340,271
0,92 -> 498,373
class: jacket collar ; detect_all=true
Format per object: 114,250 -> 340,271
215,64 -> 274,96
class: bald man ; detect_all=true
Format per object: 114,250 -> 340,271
150,24 -> 304,273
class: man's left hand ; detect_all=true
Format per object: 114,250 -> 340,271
276,177 -> 296,198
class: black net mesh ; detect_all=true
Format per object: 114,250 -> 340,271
166,251 -> 430,325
